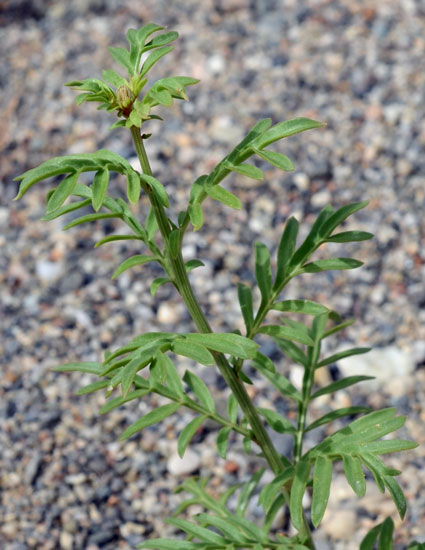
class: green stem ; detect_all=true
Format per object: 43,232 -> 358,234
130,126 -> 315,549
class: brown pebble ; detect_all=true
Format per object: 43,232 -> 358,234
224,460 -> 239,474
107,495 -> 119,506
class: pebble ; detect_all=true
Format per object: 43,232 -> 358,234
337,345 -> 415,382
35,260 -> 63,282
157,302 -> 182,324
167,448 -> 201,476
321,509 -> 357,540
24,452 -> 42,485
60,532 -> 74,550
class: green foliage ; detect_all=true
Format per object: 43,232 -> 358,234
15,22 -> 418,550
141,477 -> 310,550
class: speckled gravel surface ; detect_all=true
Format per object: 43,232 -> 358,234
1,1 -> 425,549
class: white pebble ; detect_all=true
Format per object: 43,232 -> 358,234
60,532 -> 74,550
167,448 -> 201,476
337,345 -> 414,382
36,260 -> 62,282
157,302 -> 180,324
321,509 -> 356,540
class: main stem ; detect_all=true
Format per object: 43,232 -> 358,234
130,126 -> 315,549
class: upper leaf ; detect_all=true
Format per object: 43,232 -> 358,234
253,117 -> 325,149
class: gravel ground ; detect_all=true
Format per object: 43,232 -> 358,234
1,1 -> 424,549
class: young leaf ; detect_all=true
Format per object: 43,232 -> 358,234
140,46 -> 174,77
91,168 -> 110,211
276,339 -> 308,368
254,117 -> 325,149
319,201 -> 369,239
150,88 -> 173,107
144,30 -> 179,51
310,375 -> 374,399
326,231 -> 373,243
242,435 -> 251,455
378,517 -> 394,550
271,299 -> 328,316
94,234 -> 143,248
41,198 -> 91,221
171,340 -> 215,366
140,174 -> 169,207
317,347 -> 371,368
255,242 -> 272,304
120,402 -> 180,440
127,170 -> 141,204
149,352 -> 167,386
185,259 -> 205,272
384,476 -> 407,519
62,212 -> 121,230
112,254 -> 157,279
306,406 -> 370,432
183,371 -> 215,413
311,455 -> 332,527
258,466 -> 295,514
227,394 -> 238,423
188,203 -> 203,231
76,380 -> 109,395
363,439 -> 418,456
236,467 -> 265,517
224,161 -> 264,180
323,319 -> 355,338
163,355 -> 185,397
288,205 -> 334,270
360,453 -> 386,493
298,257 -> 363,274
99,389 -> 149,415
169,229 -> 180,259
289,458 -> 312,531
257,407 -> 296,434
360,524 -> 382,550
145,206 -> 158,240
101,69 -> 127,88
275,216 -> 299,288
109,46 -> 134,74
237,283 -> 254,334
46,172 -> 79,213
216,427 -> 231,459
206,184 -> 242,210
343,454 -> 366,497
224,515 -> 269,543
258,324 -> 314,346
166,518 -> 226,546
178,416 -> 205,458
185,333 -> 258,359
51,362 -> 103,375
227,118 -> 272,162
109,119 -> 126,130
254,148 -> 295,171
121,346 -> 158,397
141,540 -> 201,550
151,277 -> 171,297
252,351 -> 276,373
189,174 -> 207,203
195,514 -> 250,545
263,493 -> 286,533
252,357 -> 302,402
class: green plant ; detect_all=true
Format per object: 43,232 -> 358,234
14,24 -> 417,550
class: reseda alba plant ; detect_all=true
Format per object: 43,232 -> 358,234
15,24 -> 419,550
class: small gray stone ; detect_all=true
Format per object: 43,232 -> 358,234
25,452 -> 42,486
